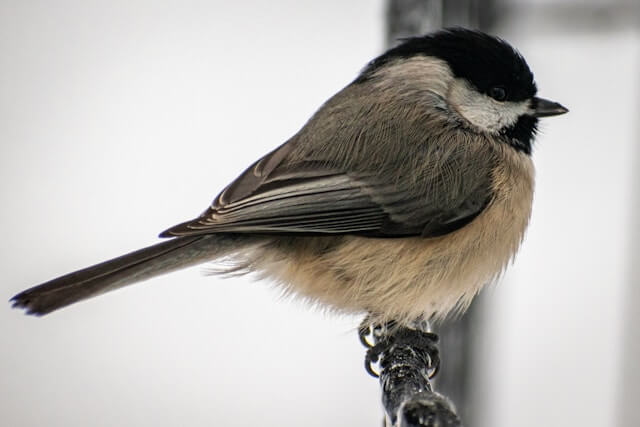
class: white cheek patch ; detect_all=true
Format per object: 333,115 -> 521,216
449,79 -> 531,133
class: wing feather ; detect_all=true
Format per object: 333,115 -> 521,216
161,172 -> 389,236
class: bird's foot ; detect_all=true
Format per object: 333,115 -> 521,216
359,316 -> 440,379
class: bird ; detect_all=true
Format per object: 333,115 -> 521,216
10,28 -> 568,326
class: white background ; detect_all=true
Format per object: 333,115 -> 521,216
1,2 -> 638,427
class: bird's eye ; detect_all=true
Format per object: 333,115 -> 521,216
489,86 -> 507,101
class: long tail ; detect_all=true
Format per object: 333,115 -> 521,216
10,234 -> 257,316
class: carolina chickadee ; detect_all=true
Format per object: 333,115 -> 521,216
11,29 -> 568,324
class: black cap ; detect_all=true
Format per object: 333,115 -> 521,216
357,28 -> 537,103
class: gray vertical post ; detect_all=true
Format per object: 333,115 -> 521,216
619,40 -> 640,425
385,1 -> 497,423
620,6 -> 640,423
619,165 -> 640,427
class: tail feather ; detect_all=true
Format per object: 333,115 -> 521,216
10,234 -> 255,316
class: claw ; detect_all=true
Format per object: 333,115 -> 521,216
364,349 -> 381,377
358,323 -> 374,349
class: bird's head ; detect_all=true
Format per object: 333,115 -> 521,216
357,28 -> 568,154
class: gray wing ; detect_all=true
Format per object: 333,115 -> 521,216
161,143 -> 399,236
161,83 -> 495,238
163,170 -> 390,235
160,144 -> 492,238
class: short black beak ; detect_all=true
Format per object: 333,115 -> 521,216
532,97 -> 569,118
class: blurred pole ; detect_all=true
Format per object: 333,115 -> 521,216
385,1 -> 497,424
619,135 -> 640,427
619,15 -> 640,426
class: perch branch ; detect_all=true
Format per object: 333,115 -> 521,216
360,320 -> 462,427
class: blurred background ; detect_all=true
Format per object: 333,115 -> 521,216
1,1 -> 638,426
